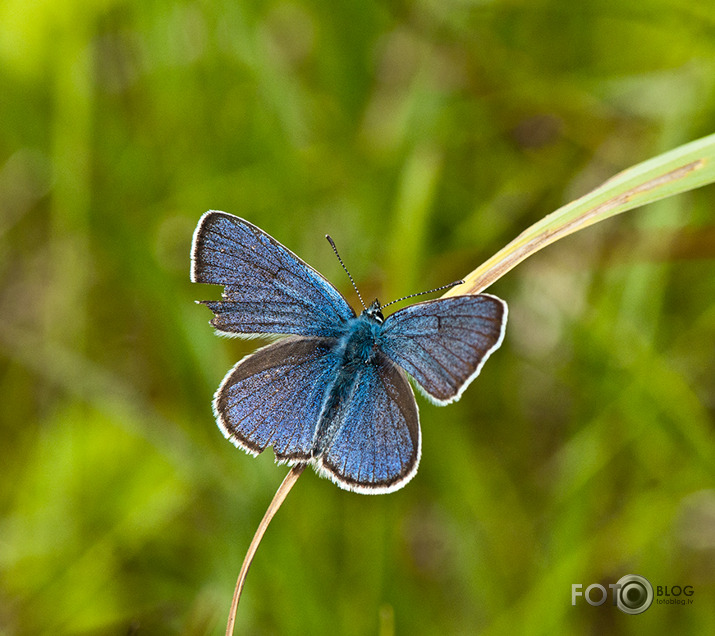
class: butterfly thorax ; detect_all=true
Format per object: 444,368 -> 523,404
338,310 -> 383,368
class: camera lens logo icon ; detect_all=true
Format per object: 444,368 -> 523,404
616,574 -> 654,614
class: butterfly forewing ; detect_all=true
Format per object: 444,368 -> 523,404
214,337 -> 339,462
191,211 -> 355,337
380,294 -> 507,404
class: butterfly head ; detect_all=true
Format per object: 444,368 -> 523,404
363,299 -> 384,324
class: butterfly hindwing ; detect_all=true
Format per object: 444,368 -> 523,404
214,336 -> 339,462
215,336 -> 421,493
380,294 -> 507,404
316,352 -> 420,494
191,211 -> 355,337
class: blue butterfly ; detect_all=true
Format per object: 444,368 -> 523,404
191,211 -> 507,494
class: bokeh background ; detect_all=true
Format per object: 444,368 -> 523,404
1,1 -> 714,634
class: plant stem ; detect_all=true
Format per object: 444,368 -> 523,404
226,463 -> 306,636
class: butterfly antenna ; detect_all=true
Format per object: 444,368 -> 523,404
325,235 -> 367,310
381,279 -> 465,310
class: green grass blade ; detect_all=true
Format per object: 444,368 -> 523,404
446,132 -> 715,295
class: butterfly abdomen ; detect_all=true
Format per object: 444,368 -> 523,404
311,314 -> 383,456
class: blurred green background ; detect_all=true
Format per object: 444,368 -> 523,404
1,0 -> 714,634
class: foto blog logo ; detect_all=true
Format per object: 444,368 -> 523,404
572,574 -> 695,614
572,575 -> 656,614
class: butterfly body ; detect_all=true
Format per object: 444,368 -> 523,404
191,211 -> 507,494
311,305 -> 391,457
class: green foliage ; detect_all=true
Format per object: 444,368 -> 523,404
1,1 -> 713,634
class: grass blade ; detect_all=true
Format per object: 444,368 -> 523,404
445,132 -> 715,295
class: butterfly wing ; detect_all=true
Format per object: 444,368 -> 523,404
191,211 -> 355,337
380,294 -> 507,405
315,352 -> 420,494
214,336 -> 339,462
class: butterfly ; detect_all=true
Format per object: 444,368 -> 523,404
191,211 -> 508,494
